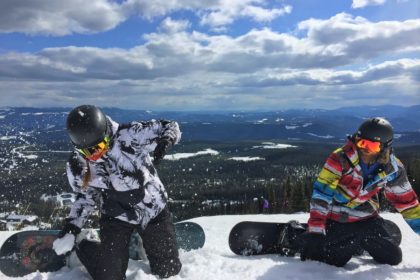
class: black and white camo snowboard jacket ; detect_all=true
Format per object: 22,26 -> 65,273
66,117 -> 181,229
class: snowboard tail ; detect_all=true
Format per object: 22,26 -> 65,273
174,221 -> 205,251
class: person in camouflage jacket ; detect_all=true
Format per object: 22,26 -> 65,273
56,105 -> 182,280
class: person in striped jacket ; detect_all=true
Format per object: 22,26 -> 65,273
299,117 -> 420,266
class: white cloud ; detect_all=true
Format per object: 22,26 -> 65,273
0,12 -> 419,109
0,0 -> 124,35
0,0 -> 291,35
199,2 -> 292,29
352,0 -> 386,9
125,0 -> 292,28
0,72 -> 418,110
242,5 -> 292,22
297,13 -> 420,59
0,14 -> 418,82
238,59 -> 420,87
159,17 -> 191,33
0,12 -> 419,94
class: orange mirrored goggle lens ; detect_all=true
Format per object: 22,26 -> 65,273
356,138 -> 381,153
78,137 -> 109,160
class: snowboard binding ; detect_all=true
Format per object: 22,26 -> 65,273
277,220 -> 306,257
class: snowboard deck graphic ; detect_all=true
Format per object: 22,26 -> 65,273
229,219 -> 401,256
0,221 -> 205,277
229,221 -> 294,256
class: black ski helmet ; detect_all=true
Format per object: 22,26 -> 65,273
67,105 -> 109,148
356,117 -> 394,148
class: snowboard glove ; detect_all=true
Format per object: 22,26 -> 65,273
58,221 -> 81,238
300,232 -> 326,262
153,137 -> 172,165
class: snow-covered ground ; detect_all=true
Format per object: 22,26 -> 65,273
0,213 -> 419,280
228,157 -> 265,162
165,149 -> 219,160
252,142 -> 297,149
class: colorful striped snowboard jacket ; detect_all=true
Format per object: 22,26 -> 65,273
308,140 -> 420,234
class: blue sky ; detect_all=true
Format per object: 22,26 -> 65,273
0,0 -> 419,110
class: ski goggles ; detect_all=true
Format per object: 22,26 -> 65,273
77,136 -> 110,161
356,138 -> 381,153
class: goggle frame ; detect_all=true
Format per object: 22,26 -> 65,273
77,135 -> 110,160
356,138 -> 381,153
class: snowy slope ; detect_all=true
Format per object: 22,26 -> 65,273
0,213 -> 419,280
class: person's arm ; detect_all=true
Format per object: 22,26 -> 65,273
157,120 -> 181,145
124,120 -> 181,162
384,156 -> 420,233
308,150 -> 343,234
301,151 -> 342,261
139,120 -> 181,145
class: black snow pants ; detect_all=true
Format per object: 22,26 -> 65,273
76,207 -> 182,280
298,216 -> 402,267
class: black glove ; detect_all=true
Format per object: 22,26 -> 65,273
153,137 -> 172,165
300,232 -> 326,262
58,221 -> 81,238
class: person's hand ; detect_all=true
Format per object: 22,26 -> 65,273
300,232 -> 326,261
58,222 -> 81,238
53,222 -> 81,255
153,137 -> 172,164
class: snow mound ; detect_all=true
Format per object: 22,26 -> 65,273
0,213 -> 419,279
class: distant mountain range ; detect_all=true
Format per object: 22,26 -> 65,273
0,105 -> 419,204
0,105 -> 419,144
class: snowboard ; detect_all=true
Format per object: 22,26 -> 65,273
229,219 -> 401,256
0,221 -> 205,277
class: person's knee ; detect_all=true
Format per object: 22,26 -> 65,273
373,246 -> 402,265
324,250 -> 352,267
388,252 -> 402,266
362,234 -> 402,266
151,258 -> 182,278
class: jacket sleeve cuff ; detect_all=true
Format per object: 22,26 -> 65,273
307,225 -> 326,235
